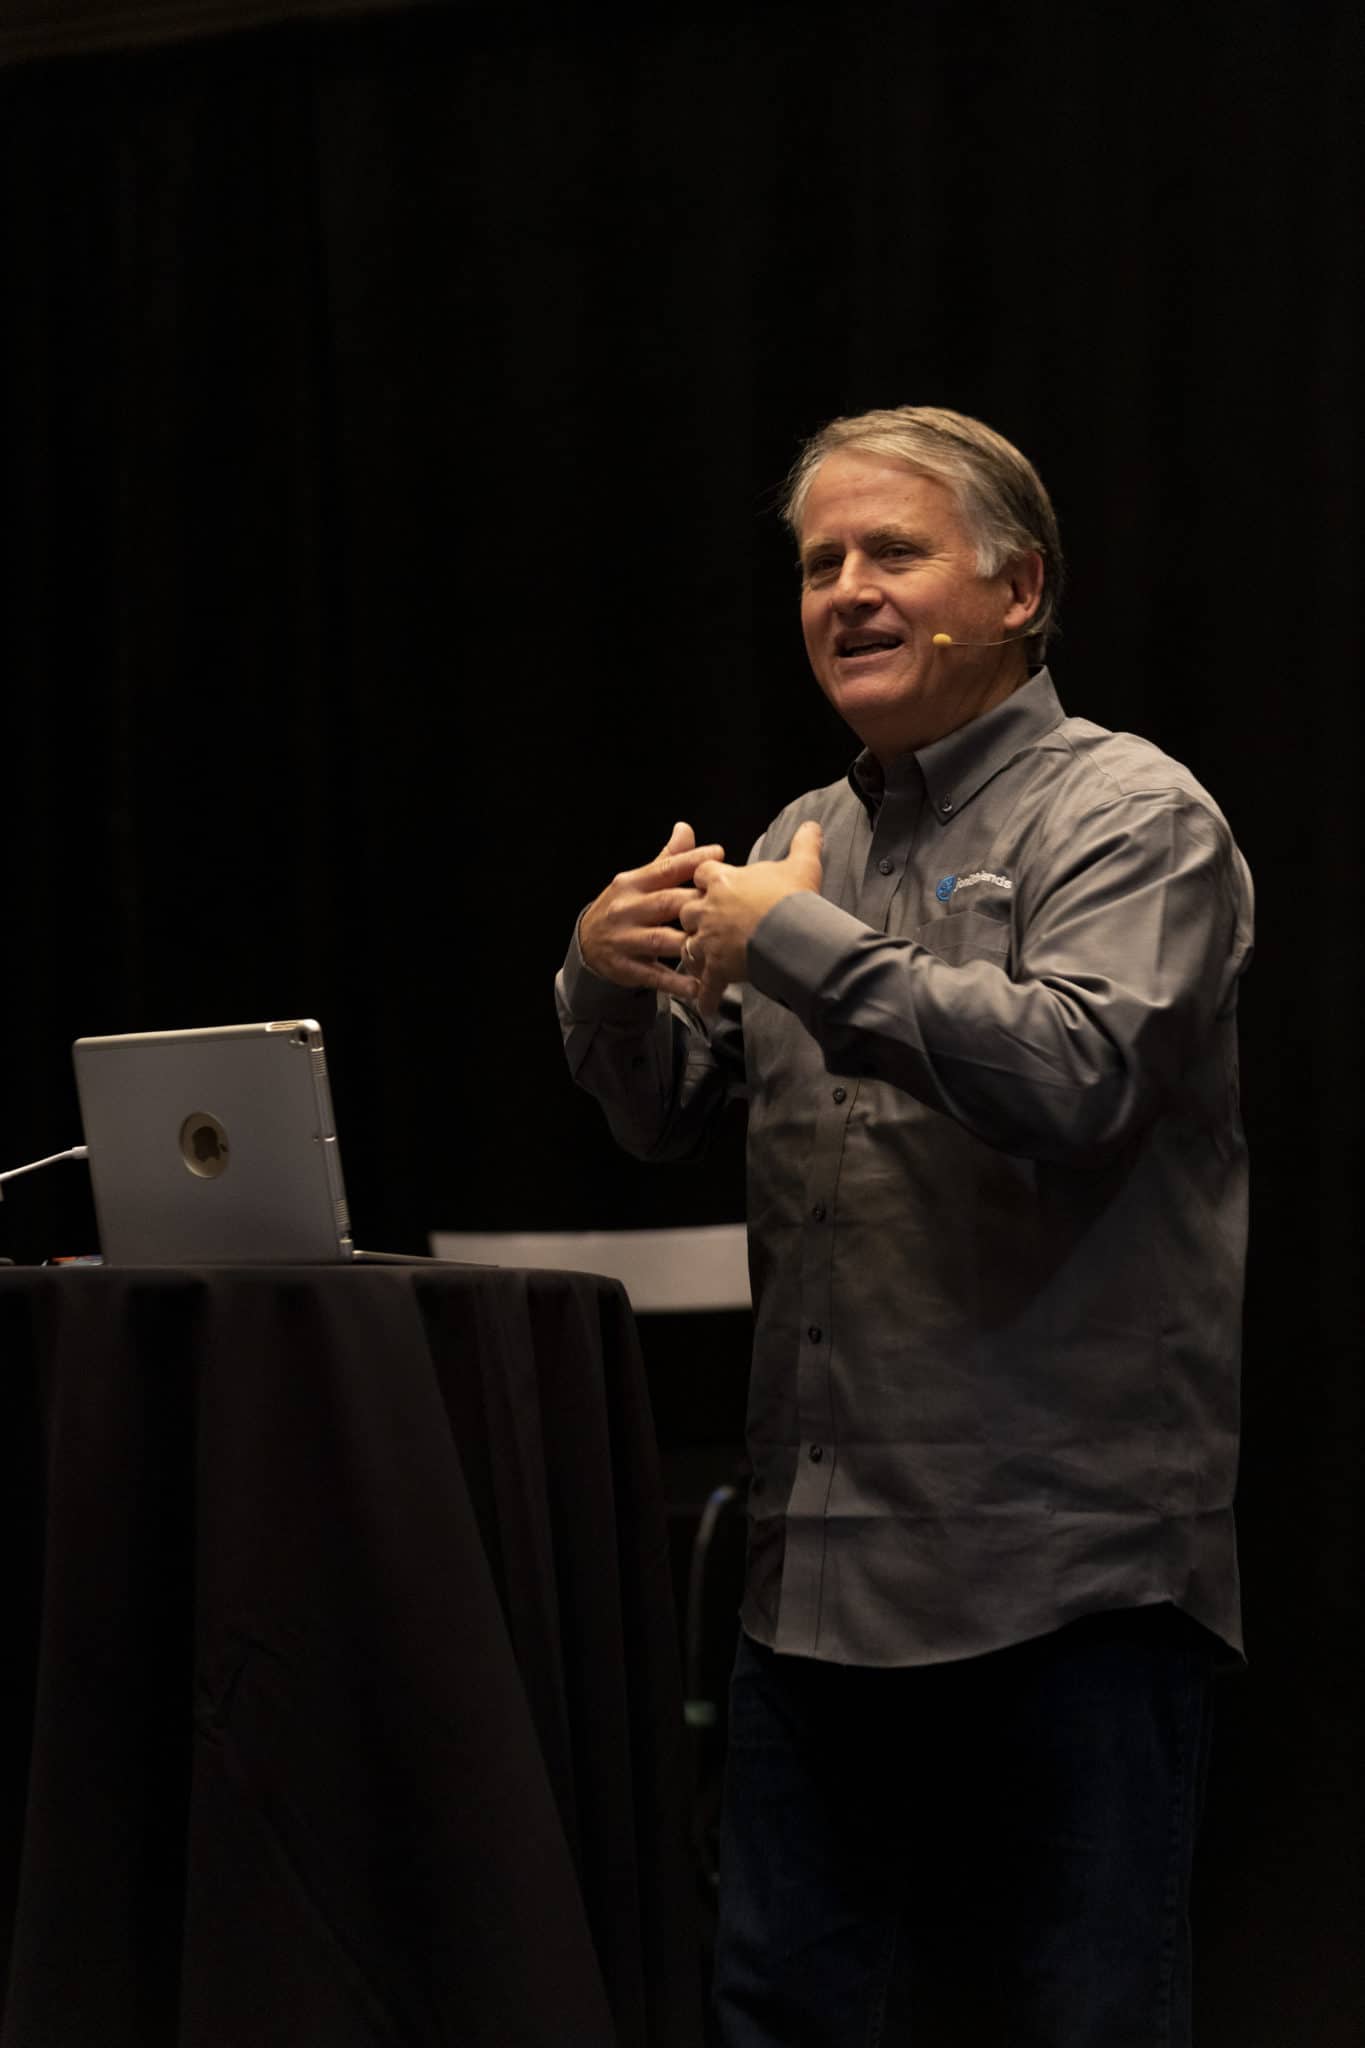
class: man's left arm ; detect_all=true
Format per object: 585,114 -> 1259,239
689,797 -> 1253,1167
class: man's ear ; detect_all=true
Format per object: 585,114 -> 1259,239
1002,549 -> 1045,633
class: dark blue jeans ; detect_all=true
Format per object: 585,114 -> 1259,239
712,1609 -> 1216,2048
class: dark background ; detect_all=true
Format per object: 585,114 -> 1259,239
2,1 -> 1361,2039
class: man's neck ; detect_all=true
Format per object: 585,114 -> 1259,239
866,663 -> 1030,769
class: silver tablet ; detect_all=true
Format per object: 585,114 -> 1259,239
72,1020 -> 353,1265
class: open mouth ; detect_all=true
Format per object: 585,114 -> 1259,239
835,633 -> 902,661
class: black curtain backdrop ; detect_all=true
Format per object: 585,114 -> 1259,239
1,3 -> 1361,2040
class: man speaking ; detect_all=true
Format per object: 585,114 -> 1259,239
556,406 -> 1252,2047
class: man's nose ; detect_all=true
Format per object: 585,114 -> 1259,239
831,555 -> 880,609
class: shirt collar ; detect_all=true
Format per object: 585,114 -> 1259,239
848,669 -> 1066,823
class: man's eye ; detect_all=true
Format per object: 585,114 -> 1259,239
804,557 -> 840,582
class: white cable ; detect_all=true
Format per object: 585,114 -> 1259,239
0,1145 -> 90,1200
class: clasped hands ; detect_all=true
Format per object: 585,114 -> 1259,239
579,819 -> 824,1015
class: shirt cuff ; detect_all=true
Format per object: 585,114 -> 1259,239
558,918 -> 661,1024
746,891 -> 873,1027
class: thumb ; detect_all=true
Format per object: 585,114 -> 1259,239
661,819 -> 696,858
788,818 -> 824,880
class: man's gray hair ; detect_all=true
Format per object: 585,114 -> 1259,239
782,405 -> 1064,658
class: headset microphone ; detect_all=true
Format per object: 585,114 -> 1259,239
931,631 -> 1018,649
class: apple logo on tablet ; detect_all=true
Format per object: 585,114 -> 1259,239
180,1112 -> 230,1179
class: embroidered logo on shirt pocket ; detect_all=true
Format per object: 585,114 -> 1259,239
935,869 -> 1013,904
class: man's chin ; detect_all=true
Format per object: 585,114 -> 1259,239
822,677 -> 929,752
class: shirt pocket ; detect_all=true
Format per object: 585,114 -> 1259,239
909,909 -> 1012,965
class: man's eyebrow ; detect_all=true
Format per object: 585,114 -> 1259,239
861,524 -> 928,550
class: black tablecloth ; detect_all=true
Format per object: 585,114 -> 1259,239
0,1264 -> 705,2047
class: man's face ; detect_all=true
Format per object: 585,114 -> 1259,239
798,451 -> 1037,759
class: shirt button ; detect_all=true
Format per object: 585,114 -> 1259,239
809,1443 -> 824,1463
832,1087 -> 847,1104
877,856 -> 894,875
808,1325 -> 822,1343
811,1203 -> 826,1222
939,797 -> 955,816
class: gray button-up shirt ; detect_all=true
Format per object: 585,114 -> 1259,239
557,672 -> 1253,1665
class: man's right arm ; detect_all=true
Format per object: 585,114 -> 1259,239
555,822 -> 743,1162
